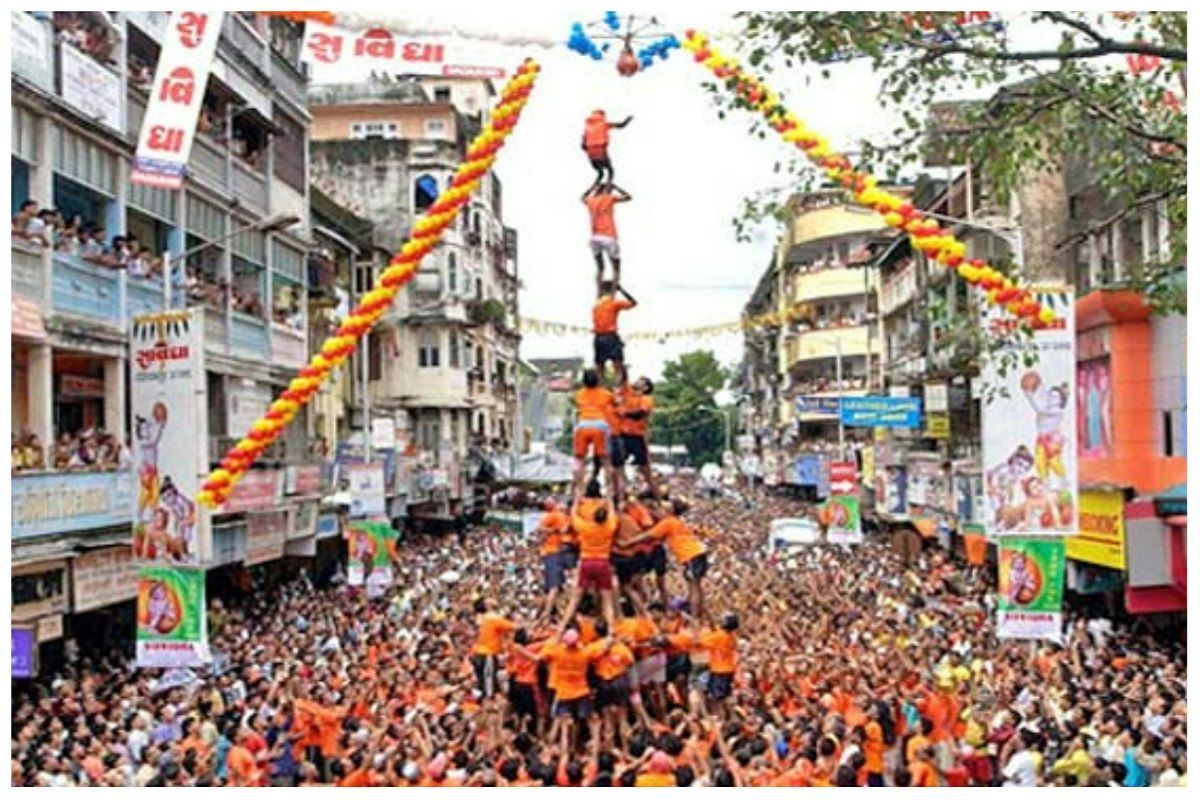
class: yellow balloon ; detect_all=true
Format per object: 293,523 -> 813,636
1039,307 -> 1055,324
884,212 -> 904,227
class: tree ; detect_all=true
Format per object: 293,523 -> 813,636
715,11 -> 1186,311
650,350 -> 730,467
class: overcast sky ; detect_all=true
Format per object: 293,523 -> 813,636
308,8 -> 1096,382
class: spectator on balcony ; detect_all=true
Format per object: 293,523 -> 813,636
53,433 -> 74,470
12,200 -> 39,241
127,55 -> 153,90
128,248 -> 152,279
56,220 -> 81,256
79,227 -> 105,262
105,235 -> 130,269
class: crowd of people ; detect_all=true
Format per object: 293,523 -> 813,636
10,479 -> 1186,787
12,201 -> 166,279
11,428 -> 131,474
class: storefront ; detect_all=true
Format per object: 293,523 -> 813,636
12,559 -> 69,676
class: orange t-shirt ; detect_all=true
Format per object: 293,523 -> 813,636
614,615 -> 657,654
584,194 -> 618,238
905,734 -> 930,765
474,613 -> 517,656
618,391 -> 653,437
539,510 -> 570,555
541,642 -> 593,701
583,114 -> 611,154
699,628 -> 737,675
635,773 -> 677,787
863,721 -> 885,774
649,516 -> 707,564
592,297 -> 633,335
506,641 -> 541,686
910,759 -> 938,787
338,768 -> 374,787
573,499 -> 617,560
587,639 -> 634,681
575,386 -> 615,422
227,745 -> 260,787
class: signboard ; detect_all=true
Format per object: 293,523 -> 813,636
285,464 -> 322,496
59,374 -> 105,398
60,43 -> 122,131
795,396 -> 841,416
792,454 -> 824,488
997,537 -> 1065,641
73,546 -> 139,613
861,445 -> 875,485
315,513 -> 340,540
840,396 -> 922,428
522,510 -> 542,539
347,521 -> 398,598
981,287 -> 1077,536
13,471 -> 135,540
290,501 -> 319,540
12,627 -> 36,679
879,465 -> 908,515
219,469 -> 283,514
37,614 -> 63,642
824,495 -> 863,545
907,458 -> 948,510
131,11 -> 227,189
371,418 -> 397,450
227,378 -> 273,440
244,510 -> 287,566
346,463 -> 386,518
924,382 -> 949,413
302,21 -> 508,79
11,12 -> 51,91
136,566 -> 209,668
926,412 -> 950,439
1066,490 -> 1126,571
828,461 -> 857,496
131,310 -> 205,564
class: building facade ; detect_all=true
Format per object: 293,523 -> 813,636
10,11 -> 324,671
308,75 -> 521,517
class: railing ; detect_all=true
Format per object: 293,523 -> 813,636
126,276 -> 165,322
11,469 -> 135,540
189,134 -> 227,189
204,306 -> 229,354
270,49 -> 307,109
12,240 -> 48,312
232,159 -> 268,215
270,322 -> 307,368
126,87 -> 148,140
230,311 -> 269,358
224,13 -> 268,72
51,253 -> 122,326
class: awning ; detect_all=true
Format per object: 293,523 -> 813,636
12,296 -> 46,341
1154,484 -> 1187,517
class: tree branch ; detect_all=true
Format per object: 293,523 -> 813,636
1042,76 -> 1187,153
912,34 -> 1187,66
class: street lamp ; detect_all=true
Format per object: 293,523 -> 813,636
165,213 -> 301,306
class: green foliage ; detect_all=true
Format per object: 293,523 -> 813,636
715,11 -> 1186,311
649,351 -> 730,466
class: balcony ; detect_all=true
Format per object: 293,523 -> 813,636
230,311 -> 269,359
204,306 -> 229,354
271,322 -> 306,368
126,276 -> 165,323
785,325 -> 872,367
189,134 -> 228,190
51,253 -> 122,327
222,13 -> 269,72
12,240 -> 48,312
11,469 -> 135,540
790,267 -> 874,305
270,49 -> 307,109
233,159 -> 268,215
126,86 -> 147,140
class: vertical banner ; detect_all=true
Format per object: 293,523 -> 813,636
824,461 -> 862,544
996,537 -> 1065,641
136,566 -> 209,667
879,464 -> 908,515
347,521 -> 398,598
131,11 -> 226,188
981,287 -> 1077,536
131,310 -> 205,564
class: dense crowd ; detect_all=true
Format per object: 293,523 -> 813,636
10,482 -> 1186,787
11,429 -> 130,474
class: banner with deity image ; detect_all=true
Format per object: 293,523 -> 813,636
131,310 -> 206,564
823,495 -> 863,545
996,537 -> 1065,641
981,286 -> 1077,536
347,521 -> 399,598
136,566 -> 209,668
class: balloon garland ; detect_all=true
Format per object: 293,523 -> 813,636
680,30 -> 1058,328
196,60 -> 541,508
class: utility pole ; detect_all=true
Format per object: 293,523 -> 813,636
836,336 -> 845,460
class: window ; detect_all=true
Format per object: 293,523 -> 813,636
424,118 -> 447,137
369,335 -> 383,381
433,86 -> 451,103
350,121 -> 398,140
475,277 -> 483,300
418,331 -> 440,368
449,329 -> 460,368
414,174 -> 438,211
417,413 -> 441,451
273,109 -> 306,191
447,251 -> 457,294
1163,411 -> 1174,457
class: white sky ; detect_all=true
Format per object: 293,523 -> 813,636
303,7 -> 1144,381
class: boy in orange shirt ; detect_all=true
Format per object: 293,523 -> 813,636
572,368 -> 616,494
645,498 -> 710,619
582,182 -> 632,292
472,597 -> 517,707
536,500 -> 571,623
559,481 -> 618,629
581,109 -> 632,185
698,612 -> 739,716
592,281 -> 636,384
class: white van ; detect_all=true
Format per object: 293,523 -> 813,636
768,517 -> 820,553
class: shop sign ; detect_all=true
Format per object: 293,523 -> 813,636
1066,490 -> 1126,571
73,546 -> 139,612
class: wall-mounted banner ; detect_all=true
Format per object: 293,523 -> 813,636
346,462 -> 387,518
878,464 -> 908,516
347,521 -> 398,598
982,286 -> 1077,536
840,396 -> 922,428
135,566 -> 209,668
303,21 -> 508,78
131,12 -> 226,189
795,395 -> 841,416
996,537 -> 1065,641
131,311 -> 205,564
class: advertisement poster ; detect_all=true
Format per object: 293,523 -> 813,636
347,521 -> 398,598
824,495 -> 863,545
1077,357 -> 1114,459
1065,490 -> 1126,571
907,458 -> 948,511
302,21 -> 508,79
346,462 -> 387,518
131,11 -> 227,188
131,310 -> 205,564
982,287 -> 1077,536
135,566 -> 209,668
996,537 -> 1065,641
953,466 -> 984,526
879,464 -> 908,515
12,627 -> 36,679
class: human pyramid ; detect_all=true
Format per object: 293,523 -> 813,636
468,112 -> 739,777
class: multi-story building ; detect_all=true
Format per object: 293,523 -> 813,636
736,258 -> 780,455
307,75 -> 521,520
10,11 -> 321,670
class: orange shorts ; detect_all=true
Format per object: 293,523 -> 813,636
573,424 -> 609,458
